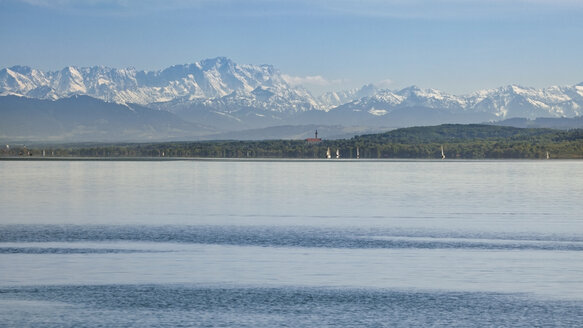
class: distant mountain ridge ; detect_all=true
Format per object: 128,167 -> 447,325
329,84 -> 583,120
2,57 -> 583,121
2,57 -> 583,141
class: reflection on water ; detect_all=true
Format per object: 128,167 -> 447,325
1,160 -> 582,231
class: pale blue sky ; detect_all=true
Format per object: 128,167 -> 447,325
1,0 -> 582,94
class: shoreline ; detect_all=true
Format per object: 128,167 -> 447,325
0,156 -> 577,162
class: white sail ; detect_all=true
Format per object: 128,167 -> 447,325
546,151 -> 550,159
356,147 -> 360,159
441,146 -> 445,159
336,149 -> 340,159
326,147 -> 331,159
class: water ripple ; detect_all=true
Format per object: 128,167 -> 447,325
2,225 -> 583,251
1,285 -> 582,327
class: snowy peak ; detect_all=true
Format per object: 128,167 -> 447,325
399,86 -> 465,109
0,58 -> 310,111
55,66 -> 87,94
198,56 -> 232,70
0,67 -> 46,94
318,84 -> 379,110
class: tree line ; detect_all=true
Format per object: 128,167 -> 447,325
3,124 -> 583,159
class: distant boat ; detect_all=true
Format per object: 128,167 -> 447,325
441,146 -> 445,160
546,151 -> 550,159
336,149 -> 340,159
356,147 -> 360,159
326,147 -> 331,159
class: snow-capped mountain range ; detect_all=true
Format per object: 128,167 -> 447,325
1,57 -> 583,128
0,57 -> 320,113
330,84 -> 583,119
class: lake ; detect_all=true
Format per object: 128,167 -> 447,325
1,159 -> 583,327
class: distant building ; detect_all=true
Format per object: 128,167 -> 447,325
305,130 -> 322,143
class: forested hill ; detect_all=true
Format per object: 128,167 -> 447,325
354,124 -> 561,144
3,124 -> 583,159
349,124 -> 583,158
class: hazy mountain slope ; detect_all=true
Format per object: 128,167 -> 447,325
491,116 -> 583,129
202,124 -> 384,141
0,95 -> 212,142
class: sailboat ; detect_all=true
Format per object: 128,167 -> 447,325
441,145 -> 445,160
326,147 -> 331,159
336,149 -> 340,159
356,147 -> 360,159
546,151 -> 550,159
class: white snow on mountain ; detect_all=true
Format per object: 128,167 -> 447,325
464,85 -> 583,118
0,57 -> 322,114
333,84 -> 583,119
1,57 -> 583,120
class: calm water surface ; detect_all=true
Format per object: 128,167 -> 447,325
1,160 -> 582,327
